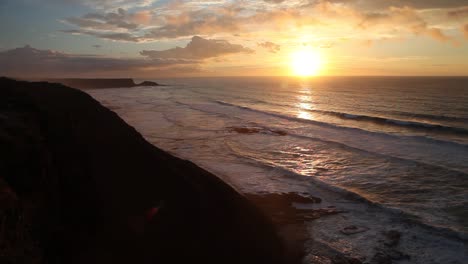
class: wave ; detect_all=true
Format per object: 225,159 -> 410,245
215,100 -> 468,135
389,110 -> 468,123
225,142 -> 468,241
221,121 -> 468,177
214,100 -> 468,149
285,132 -> 468,176
308,109 -> 468,134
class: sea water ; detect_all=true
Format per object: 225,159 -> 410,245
88,76 -> 468,263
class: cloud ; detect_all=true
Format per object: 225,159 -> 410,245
0,45 -> 194,78
258,42 -> 281,53
331,0 -> 468,10
426,28 -> 451,42
132,10 -> 152,25
62,29 -> 141,42
140,36 -> 253,60
63,8 -> 139,31
357,6 -> 454,43
51,0 -> 155,9
142,6 -> 242,39
447,6 -> 468,18
464,24 -> 468,38
61,5 -> 243,41
263,0 -> 286,3
57,0 -> 466,46
92,44 -> 101,48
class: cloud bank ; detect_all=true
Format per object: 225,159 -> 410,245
0,45 -> 195,78
140,36 -> 253,60
0,36 -> 252,77
58,0 -> 468,46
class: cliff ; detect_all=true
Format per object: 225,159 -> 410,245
0,78 -> 290,264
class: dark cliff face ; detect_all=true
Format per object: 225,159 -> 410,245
0,78 -> 288,264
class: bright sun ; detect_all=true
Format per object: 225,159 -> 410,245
290,49 -> 322,77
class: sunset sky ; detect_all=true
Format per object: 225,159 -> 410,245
1,0 -> 468,77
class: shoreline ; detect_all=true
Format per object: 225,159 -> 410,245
86,84 -> 468,264
159,150 -> 468,264
3,77 -> 465,263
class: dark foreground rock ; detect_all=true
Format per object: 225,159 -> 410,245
43,78 -> 159,89
0,78 -> 291,264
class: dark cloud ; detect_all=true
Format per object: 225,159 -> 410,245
258,42 -> 280,53
61,29 -> 140,42
92,44 -> 101,48
140,36 -> 253,60
0,45 -> 194,78
64,8 -> 138,31
47,0 -> 154,9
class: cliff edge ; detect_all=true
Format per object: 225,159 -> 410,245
0,78 -> 291,264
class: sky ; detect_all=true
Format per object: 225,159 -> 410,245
0,0 -> 468,77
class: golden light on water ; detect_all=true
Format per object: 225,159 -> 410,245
296,91 -> 315,120
290,49 -> 322,77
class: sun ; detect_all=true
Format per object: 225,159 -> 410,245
290,49 -> 322,77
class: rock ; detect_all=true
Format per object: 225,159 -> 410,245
136,81 -> 159,86
340,225 -> 369,235
227,126 -> 287,136
383,230 -> 401,247
370,252 -> 392,264
305,241 -> 364,264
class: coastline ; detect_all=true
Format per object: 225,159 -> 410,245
2,77 -> 466,264
0,78 -> 293,264
86,81 -> 468,264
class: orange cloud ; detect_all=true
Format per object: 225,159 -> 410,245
426,27 -> 451,42
131,10 -> 153,25
258,42 -> 281,53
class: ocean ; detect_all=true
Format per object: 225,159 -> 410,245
88,76 -> 468,263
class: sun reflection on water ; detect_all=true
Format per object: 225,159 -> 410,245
296,87 -> 315,120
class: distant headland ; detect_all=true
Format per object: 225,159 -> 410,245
43,78 -> 159,90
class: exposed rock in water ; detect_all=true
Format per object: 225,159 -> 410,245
383,230 -> 401,247
136,81 -> 159,87
0,77 -> 292,264
340,225 -> 369,235
228,126 -> 287,136
368,230 -> 408,264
